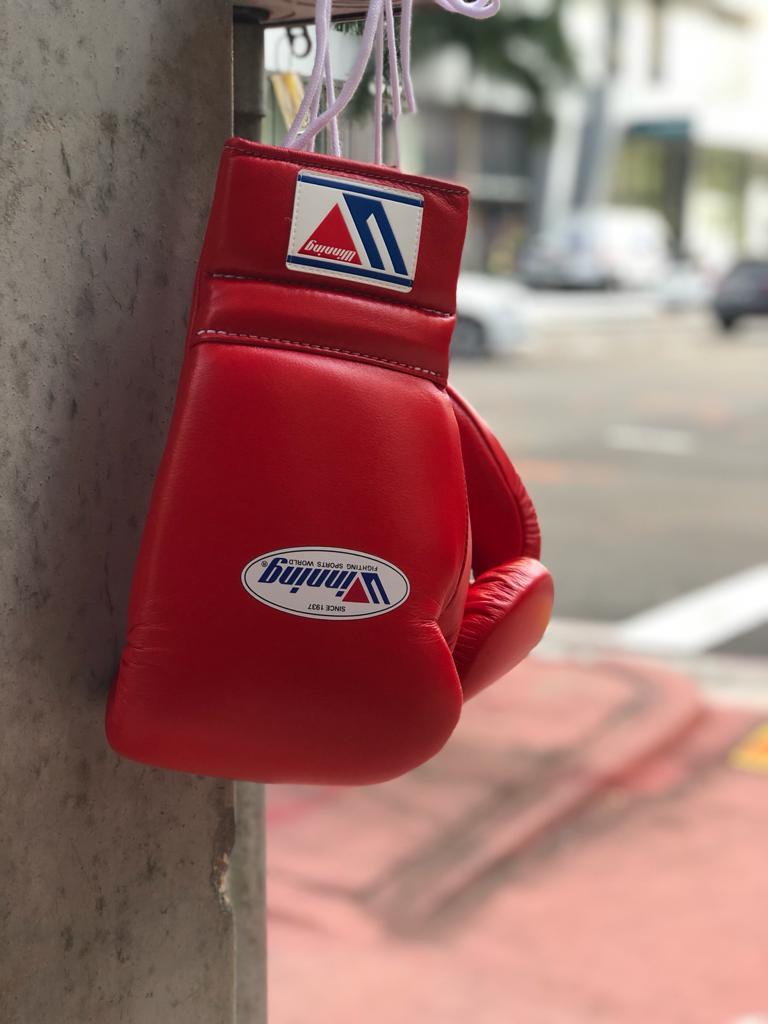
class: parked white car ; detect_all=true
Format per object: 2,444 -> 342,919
452,272 -> 529,357
519,206 -> 671,290
657,259 -> 715,310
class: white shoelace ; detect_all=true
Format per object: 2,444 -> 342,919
282,0 -> 500,166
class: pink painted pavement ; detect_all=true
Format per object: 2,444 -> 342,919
267,656 -> 768,1024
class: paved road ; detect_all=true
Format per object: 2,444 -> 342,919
450,298 -> 768,657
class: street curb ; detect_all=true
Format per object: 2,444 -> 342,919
385,656 -> 706,924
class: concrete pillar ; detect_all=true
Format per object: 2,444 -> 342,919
230,23 -> 269,1021
0,1 -> 242,1021
234,10 -> 269,141
231,784 -> 268,1024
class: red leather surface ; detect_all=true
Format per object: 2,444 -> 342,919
108,344 -> 468,783
448,386 -> 541,568
193,278 -> 452,384
454,560 -> 554,700
191,139 -> 469,383
107,141 -> 550,784
447,389 -> 553,699
107,143 -> 473,784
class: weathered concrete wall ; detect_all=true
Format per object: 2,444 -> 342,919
0,1 -> 237,1021
231,783 -> 268,1024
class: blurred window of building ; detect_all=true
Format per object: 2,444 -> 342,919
611,124 -> 691,247
480,113 -> 531,179
689,147 -> 749,251
613,134 -> 667,213
420,107 -> 460,179
696,148 -> 749,198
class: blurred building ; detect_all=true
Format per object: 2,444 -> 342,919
405,0 -> 768,273
257,1 -> 768,273
402,41 -> 542,274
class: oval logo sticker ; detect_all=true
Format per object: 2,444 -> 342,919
241,547 -> 410,620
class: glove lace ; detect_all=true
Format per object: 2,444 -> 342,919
282,0 -> 499,166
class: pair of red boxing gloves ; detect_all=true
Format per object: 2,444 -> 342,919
106,139 -> 553,784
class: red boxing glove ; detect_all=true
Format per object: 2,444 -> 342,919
447,388 -> 553,699
107,139 -> 550,785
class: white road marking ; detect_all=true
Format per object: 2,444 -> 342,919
537,617 -> 768,710
614,564 -> 768,656
605,424 -> 695,456
707,686 -> 768,711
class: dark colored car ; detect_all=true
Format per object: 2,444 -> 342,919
713,260 -> 768,330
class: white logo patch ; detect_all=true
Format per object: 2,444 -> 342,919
287,170 -> 424,293
242,547 -> 410,620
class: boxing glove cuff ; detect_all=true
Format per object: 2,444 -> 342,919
189,139 -> 470,386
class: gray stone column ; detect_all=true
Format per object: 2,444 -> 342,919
232,784 -> 268,1024
0,1 -> 241,1021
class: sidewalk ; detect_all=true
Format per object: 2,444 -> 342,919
267,653 -> 768,1024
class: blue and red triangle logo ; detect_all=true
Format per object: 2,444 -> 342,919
299,205 -> 361,265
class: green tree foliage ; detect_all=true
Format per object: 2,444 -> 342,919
411,0 -> 575,127
337,0 -> 574,129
